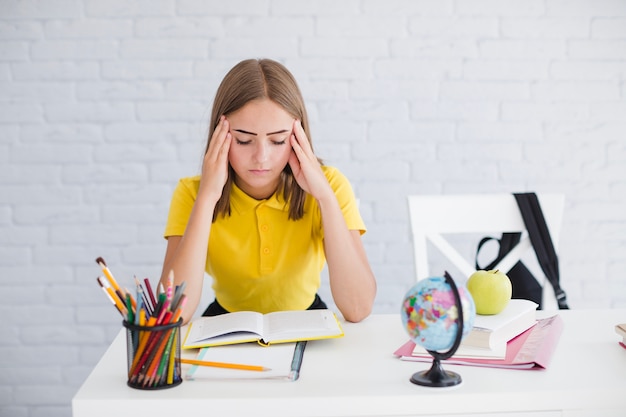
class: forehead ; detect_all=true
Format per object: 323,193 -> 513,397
228,99 -> 293,132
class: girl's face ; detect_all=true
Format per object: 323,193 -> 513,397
227,99 -> 294,200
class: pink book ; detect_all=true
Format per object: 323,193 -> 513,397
394,315 -> 564,370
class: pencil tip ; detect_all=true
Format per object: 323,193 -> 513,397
95,256 -> 106,266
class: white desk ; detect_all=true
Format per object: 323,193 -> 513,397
73,309 -> 626,417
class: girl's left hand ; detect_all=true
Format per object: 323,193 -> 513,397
288,119 -> 332,200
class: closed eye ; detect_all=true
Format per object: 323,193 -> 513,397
235,139 -> 252,145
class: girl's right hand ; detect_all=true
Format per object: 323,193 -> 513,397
199,116 -> 232,202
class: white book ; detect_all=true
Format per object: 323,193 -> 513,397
411,339 -> 507,359
463,299 -> 538,350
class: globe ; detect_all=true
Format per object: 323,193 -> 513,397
401,275 -> 476,351
400,272 -> 476,387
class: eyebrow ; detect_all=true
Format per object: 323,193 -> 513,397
233,129 -> 290,136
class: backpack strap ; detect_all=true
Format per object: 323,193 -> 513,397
513,193 -> 569,309
475,233 -> 521,271
475,233 -> 544,308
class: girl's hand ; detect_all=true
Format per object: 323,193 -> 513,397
288,119 -> 332,201
290,120 -> 376,323
199,116 -> 232,201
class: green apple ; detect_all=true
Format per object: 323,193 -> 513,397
466,269 -> 512,315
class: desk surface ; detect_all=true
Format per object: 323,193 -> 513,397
73,309 -> 626,417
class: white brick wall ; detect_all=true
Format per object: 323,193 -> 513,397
1,0 -> 625,415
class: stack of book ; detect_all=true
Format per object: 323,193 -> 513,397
395,298 -> 564,370
462,298 -> 538,354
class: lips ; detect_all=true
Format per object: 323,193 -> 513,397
249,169 -> 270,175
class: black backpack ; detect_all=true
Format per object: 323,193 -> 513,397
475,192 -> 569,310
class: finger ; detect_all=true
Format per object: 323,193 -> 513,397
201,130 -> 231,190
288,157 -> 300,178
206,134 -> 231,176
290,133 -> 307,161
218,132 -> 232,161
288,142 -> 301,171
206,117 -> 230,161
291,131 -> 320,176
292,119 -> 314,156
214,117 -> 230,145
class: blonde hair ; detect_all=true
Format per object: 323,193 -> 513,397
206,58 -> 316,221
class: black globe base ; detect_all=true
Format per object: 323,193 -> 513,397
410,357 -> 462,388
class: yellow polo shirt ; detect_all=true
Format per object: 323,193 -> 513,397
163,166 -> 365,314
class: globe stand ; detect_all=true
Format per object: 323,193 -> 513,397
409,271 -> 465,388
410,355 -> 462,387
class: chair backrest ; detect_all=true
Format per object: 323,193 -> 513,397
407,193 -> 564,295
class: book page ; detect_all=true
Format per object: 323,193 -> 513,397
185,311 -> 264,345
263,310 -> 343,342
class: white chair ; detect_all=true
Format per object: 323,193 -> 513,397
407,193 -> 565,310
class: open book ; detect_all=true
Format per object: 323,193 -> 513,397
183,309 -> 344,349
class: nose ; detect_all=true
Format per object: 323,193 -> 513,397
253,141 -> 269,163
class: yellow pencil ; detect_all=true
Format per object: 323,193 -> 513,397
96,257 -> 121,292
96,277 -> 125,317
167,331 -> 177,384
180,358 -> 270,372
105,286 -> 127,316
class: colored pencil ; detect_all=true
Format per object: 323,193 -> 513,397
134,288 -> 143,325
167,331 -> 177,384
96,276 -> 125,317
180,358 -> 270,372
144,278 -> 157,311
124,287 -> 137,311
171,295 -> 187,323
171,281 -> 187,312
106,286 -> 127,316
166,270 -> 174,303
154,330 -> 176,386
125,293 -> 134,323
135,277 -> 153,316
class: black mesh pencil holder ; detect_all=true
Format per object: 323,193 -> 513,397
123,319 -> 183,390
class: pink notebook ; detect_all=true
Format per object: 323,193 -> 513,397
394,315 -> 564,370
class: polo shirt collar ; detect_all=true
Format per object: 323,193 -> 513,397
230,182 -> 287,214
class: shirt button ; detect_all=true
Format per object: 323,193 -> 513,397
263,247 -> 270,255
261,224 -> 269,232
